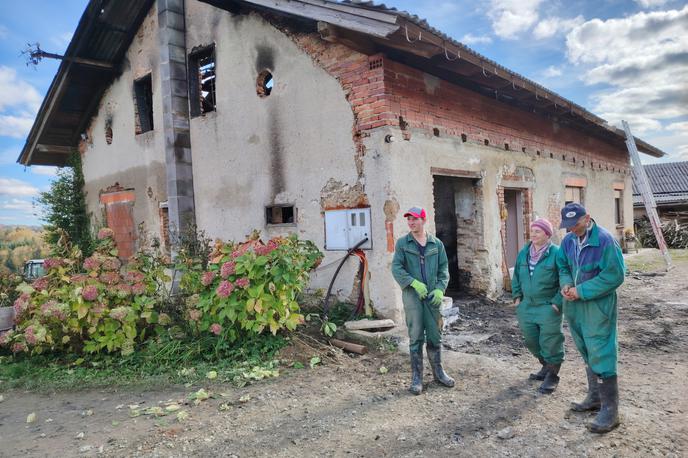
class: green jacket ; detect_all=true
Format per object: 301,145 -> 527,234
555,220 -> 625,302
511,242 -> 563,307
391,233 -> 449,293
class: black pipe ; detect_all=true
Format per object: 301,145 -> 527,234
322,237 -> 369,320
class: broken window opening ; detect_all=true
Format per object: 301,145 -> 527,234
266,205 -> 295,225
614,189 -> 623,226
189,45 -> 216,117
565,186 -> 584,206
257,70 -> 273,97
134,74 -> 154,134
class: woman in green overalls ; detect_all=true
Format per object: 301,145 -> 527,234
511,218 -> 564,394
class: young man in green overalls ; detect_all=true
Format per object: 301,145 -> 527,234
392,207 -> 454,395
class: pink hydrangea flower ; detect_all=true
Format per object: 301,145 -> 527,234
235,277 -> 250,289
11,342 -> 27,353
40,300 -> 58,318
32,276 -> 49,291
124,271 -> 145,283
82,285 -> 99,301
13,294 -> 30,318
54,304 -> 69,321
101,257 -> 121,271
97,228 -> 115,240
83,256 -> 100,271
231,250 -> 242,259
216,280 -> 234,298
131,282 -> 146,295
201,271 -> 216,287
25,325 -> 38,345
209,323 -> 222,335
109,306 -> 130,322
43,258 -> 63,270
0,329 -> 15,346
114,283 -> 131,298
220,261 -> 236,279
158,313 -> 172,326
188,309 -> 202,322
99,271 -> 120,285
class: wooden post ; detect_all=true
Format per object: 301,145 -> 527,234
622,120 -> 672,270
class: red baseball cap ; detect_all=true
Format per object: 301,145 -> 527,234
403,207 -> 426,219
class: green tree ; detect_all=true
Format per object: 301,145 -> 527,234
37,153 -> 94,257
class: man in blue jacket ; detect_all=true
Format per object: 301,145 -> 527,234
556,203 -> 625,433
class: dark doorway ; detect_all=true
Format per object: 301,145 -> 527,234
504,189 -> 525,269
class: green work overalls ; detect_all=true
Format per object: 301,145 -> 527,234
391,233 -> 449,352
511,243 -> 565,364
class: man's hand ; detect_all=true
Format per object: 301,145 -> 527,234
430,289 -> 443,306
514,298 -> 521,306
410,279 -> 428,299
551,304 -> 560,314
565,287 -> 580,301
561,284 -> 572,299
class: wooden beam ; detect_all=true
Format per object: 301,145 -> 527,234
35,144 -> 77,155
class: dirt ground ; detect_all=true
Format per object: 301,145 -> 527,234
1,248 -> 687,457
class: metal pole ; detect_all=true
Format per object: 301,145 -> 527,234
622,120 -> 672,269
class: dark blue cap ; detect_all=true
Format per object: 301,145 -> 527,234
560,203 -> 587,229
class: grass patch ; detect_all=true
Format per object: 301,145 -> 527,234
0,333 -> 287,392
625,249 -> 688,272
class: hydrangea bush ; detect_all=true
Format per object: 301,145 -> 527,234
0,230 -> 170,356
179,233 -> 322,342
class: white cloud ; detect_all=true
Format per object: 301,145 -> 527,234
0,66 -> 42,140
30,166 -> 58,176
0,198 -> 34,213
461,33 -> 493,45
543,65 -> 563,78
533,15 -> 584,39
0,113 -> 36,138
0,67 -> 42,113
666,121 -> 688,133
0,177 -> 40,197
634,0 -> 669,8
488,0 -> 543,39
565,6 -> 688,144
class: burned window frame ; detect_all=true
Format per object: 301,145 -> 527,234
133,73 -> 154,134
266,205 -> 296,226
189,44 -> 217,117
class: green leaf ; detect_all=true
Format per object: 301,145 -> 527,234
309,356 -> 321,368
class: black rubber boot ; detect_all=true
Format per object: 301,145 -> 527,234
529,358 -> 548,381
588,376 -> 620,434
538,364 -> 560,394
571,366 -> 601,412
426,345 -> 455,388
409,350 -> 423,395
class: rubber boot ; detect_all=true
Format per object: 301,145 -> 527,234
529,358 -> 548,381
570,366 -> 601,412
538,364 -> 560,394
409,350 -> 423,395
426,345 -> 455,388
588,376 -> 620,434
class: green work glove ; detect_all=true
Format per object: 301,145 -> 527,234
430,289 -> 444,306
410,280 -> 428,299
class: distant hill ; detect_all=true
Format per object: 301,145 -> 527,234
0,226 -> 49,273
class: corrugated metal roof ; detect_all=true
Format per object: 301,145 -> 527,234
632,161 -> 688,206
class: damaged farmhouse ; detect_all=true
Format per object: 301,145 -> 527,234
18,0 -> 665,323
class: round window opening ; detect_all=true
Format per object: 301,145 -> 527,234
257,70 -> 273,97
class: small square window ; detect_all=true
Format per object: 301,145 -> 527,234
266,205 -> 295,225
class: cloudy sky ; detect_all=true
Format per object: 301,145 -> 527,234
0,0 -> 686,226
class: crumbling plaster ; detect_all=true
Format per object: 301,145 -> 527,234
81,5 -> 167,240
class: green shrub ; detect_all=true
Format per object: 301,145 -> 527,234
0,229 -> 170,356
178,233 -> 322,342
